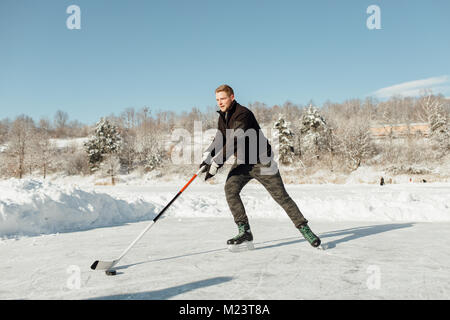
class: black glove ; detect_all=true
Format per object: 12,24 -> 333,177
199,161 -> 208,169
199,162 -> 209,174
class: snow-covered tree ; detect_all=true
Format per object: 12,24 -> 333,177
417,92 -> 450,158
135,107 -> 165,171
145,152 -> 164,171
299,105 -> 329,157
84,118 -> 122,171
429,107 -> 450,157
119,131 -> 137,174
334,119 -> 372,171
273,115 -> 295,165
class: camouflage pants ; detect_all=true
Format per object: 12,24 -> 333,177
224,162 -> 308,228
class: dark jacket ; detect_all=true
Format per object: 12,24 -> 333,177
204,100 -> 273,166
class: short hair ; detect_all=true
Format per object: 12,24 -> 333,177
215,84 -> 234,96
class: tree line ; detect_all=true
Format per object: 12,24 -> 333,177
0,92 -> 449,181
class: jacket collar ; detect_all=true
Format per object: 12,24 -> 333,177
217,100 -> 237,117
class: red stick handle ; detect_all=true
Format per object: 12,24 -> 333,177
180,174 -> 198,193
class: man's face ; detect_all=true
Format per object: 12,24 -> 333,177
216,91 -> 235,113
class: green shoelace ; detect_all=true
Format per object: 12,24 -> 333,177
300,225 -> 317,243
233,223 -> 249,240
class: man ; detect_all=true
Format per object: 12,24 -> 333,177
200,84 -> 321,251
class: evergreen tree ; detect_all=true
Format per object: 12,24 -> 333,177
429,104 -> 450,157
299,105 -> 329,157
418,92 -> 450,158
84,118 -> 122,171
145,152 -> 163,171
274,114 -> 295,165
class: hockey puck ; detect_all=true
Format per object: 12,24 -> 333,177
105,270 -> 117,276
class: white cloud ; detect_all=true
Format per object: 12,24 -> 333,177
373,75 -> 450,98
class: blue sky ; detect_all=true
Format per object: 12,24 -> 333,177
1,0 -> 449,125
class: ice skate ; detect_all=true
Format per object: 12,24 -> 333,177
299,223 -> 321,248
227,222 -> 254,252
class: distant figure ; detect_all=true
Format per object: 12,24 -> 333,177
380,177 -> 385,186
422,179 -> 427,183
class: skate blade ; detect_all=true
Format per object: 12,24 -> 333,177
228,241 -> 254,253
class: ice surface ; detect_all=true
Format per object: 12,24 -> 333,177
0,218 -> 449,299
0,177 -> 449,299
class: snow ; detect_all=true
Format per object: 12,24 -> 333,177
0,179 -> 158,237
49,137 -> 88,149
0,176 -> 449,299
1,178 -> 449,238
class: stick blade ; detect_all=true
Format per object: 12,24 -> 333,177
91,260 -> 118,271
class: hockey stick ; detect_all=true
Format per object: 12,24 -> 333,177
90,166 -> 206,271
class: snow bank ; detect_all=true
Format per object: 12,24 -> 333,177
1,177 -> 449,238
296,185 -> 450,222
94,183 -> 450,223
0,179 -> 158,238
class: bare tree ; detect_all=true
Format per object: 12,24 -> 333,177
101,153 -> 121,185
248,101 -> 272,125
39,117 -> 52,132
416,91 -> 444,124
180,107 -> 202,132
33,120 -> 54,179
155,110 -> 175,132
119,129 -> 137,174
0,118 -> 11,145
121,107 -> 137,131
334,117 -> 372,171
134,107 -> 166,168
54,110 -> 69,138
67,120 -> 85,137
201,106 -> 218,130
118,108 -> 138,173
7,115 -> 35,178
